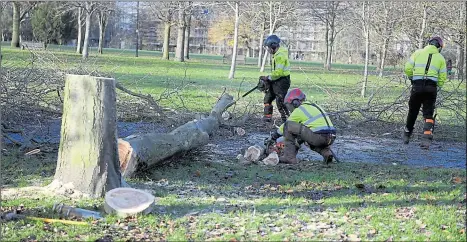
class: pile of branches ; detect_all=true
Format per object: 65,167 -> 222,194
319,73 -> 466,140
0,48 -> 170,147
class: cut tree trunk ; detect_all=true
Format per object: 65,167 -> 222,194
50,74 -> 121,198
118,93 -> 235,178
11,2 -> 20,48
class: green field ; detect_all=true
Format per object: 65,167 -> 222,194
1,44 -> 466,241
2,43 -> 465,138
1,44 -> 405,111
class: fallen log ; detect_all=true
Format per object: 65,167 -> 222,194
118,93 -> 235,178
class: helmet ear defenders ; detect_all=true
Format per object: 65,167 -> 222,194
292,99 -> 301,108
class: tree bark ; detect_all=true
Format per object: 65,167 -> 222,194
82,3 -> 92,60
51,74 -> 121,198
361,1 -> 370,98
174,3 -> 186,62
135,1 -> 139,57
379,38 -> 389,77
257,20 -> 265,67
260,2 -> 274,72
98,11 -> 108,55
324,24 -> 329,70
11,2 -> 20,48
228,2 -> 240,79
418,3 -> 427,49
118,93 -> 235,178
184,4 -> 192,59
76,7 -> 83,54
162,22 -> 171,60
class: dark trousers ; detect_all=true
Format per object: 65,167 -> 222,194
406,81 -> 437,134
283,121 -> 335,156
263,75 -> 291,121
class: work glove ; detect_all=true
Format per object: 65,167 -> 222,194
264,131 -> 280,147
270,131 -> 281,141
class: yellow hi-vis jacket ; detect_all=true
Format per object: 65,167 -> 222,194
268,47 -> 291,81
277,102 -> 336,135
404,45 -> 447,87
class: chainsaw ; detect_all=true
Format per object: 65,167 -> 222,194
264,136 -> 285,156
242,77 -> 269,98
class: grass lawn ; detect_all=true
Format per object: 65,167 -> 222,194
2,44 -> 464,127
1,150 -> 466,241
0,45 -> 410,109
1,44 -> 466,241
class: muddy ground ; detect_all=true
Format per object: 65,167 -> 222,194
4,118 -> 465,169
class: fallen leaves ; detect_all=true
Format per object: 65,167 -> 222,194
395,207 -> 416,220
452,176 -> 464,184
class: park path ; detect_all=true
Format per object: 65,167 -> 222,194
4,119 -> 465,169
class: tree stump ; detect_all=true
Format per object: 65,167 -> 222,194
119,93 -> 235,178
104,188 -> 155,217
50,74 -> 121,198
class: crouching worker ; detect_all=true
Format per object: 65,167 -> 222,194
268,88 -> 337,164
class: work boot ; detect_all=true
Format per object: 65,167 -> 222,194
420,119 -> 434,149
263,104 -> 273,122
320,148 -> 333,164
262,116 -> 272,122
402,127 -> 412,144
420,134 -> 433,149
279,144 -> 298,164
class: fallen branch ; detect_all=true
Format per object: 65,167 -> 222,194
118,93 -> 235,178
115,82 -> 164,116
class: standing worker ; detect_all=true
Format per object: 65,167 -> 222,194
259,35 -> 291,123
403,36 -> 447,149
267,88 -> 337,164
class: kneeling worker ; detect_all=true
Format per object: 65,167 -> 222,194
268,88 -> 337,164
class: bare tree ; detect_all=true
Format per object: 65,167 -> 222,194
11,2 -> 36,48
257,17 -> 266,67
418,3 -> 429,49
309,1 -> 346,71
228,2 -> 240,79
438,1 -> 466,80
82,1 -> 96,60
352,1 -> 371,98
147,2 -> 177,60
370,2 -> 403,77
135,1 -> 140,57
184,1 -> 192,59
260,1 -> 296,72
76,6 -> 84,54
174,2 -> 187,62
96,3 -> 114,54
